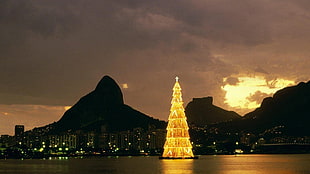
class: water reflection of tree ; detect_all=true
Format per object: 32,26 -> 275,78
160,159 -> 193,174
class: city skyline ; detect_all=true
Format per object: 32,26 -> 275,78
1,0 -> 310,135
1,76 -> 309,158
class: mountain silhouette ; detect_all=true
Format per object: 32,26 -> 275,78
242,81 -> 310,135
55,75 -> 166,132
185,97 -> 241,126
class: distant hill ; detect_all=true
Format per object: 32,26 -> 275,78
37,76 -> 310,137
241,81 -> 310,135
54,76 -> 166,133
185,97 -> 241,126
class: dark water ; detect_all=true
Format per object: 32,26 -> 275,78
0,154 -> 309,174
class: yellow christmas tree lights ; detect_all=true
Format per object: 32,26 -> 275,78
160,77 -> 197,159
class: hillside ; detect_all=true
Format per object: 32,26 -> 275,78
54,75 -> 166,133
185,97 -> 241,126
242,81 -> 310,135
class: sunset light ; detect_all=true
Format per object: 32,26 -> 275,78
222,76 -> 295,111
122,83 -> 129,89
0,1 -> 310,173
64,106 -> 72,111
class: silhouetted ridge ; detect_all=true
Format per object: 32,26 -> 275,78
55,75 -> 165,132
238,81 -> 310,135
185,97 -> 241,126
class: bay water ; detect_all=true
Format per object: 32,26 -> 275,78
0,154 -> 309,174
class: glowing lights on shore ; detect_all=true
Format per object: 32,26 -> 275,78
161,77 -> 195,159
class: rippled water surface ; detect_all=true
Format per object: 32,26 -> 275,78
0,154 -> 309,174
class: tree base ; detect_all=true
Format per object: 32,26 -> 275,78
159,156 -> 198,159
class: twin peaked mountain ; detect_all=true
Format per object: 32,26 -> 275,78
54,76 -> 165,132
55,75 -> 238,134
53,75 -> 309,136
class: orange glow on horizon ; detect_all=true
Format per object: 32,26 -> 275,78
222,75 -> 295,111
64,106 -> 71,111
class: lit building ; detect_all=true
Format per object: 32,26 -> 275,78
76,132 -> 96,149
133,128 -> 143,150
119,131 -> 133,151
48,134 -> 77,150
161,77 -> 196,159
15,125 -> 24,137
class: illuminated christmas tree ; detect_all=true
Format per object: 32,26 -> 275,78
161,77 -> 196,159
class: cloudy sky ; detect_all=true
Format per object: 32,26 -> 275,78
1,0 -> 310,135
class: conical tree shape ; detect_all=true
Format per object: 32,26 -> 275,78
162,77 -> 194,158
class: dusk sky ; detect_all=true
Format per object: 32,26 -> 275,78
1,0 -> 310,135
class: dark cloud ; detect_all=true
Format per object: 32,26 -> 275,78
254,67 -> 269,74
0,0 -> 310,127
246,91 -> 270,104
0,0 -> 78,54
224,77 -> 239,86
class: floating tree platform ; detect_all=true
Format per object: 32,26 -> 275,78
159,156 -> 199,159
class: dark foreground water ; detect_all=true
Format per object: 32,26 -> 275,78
0,154 -> 309,174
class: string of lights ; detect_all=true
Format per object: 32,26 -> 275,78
161,77 -> 195,159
